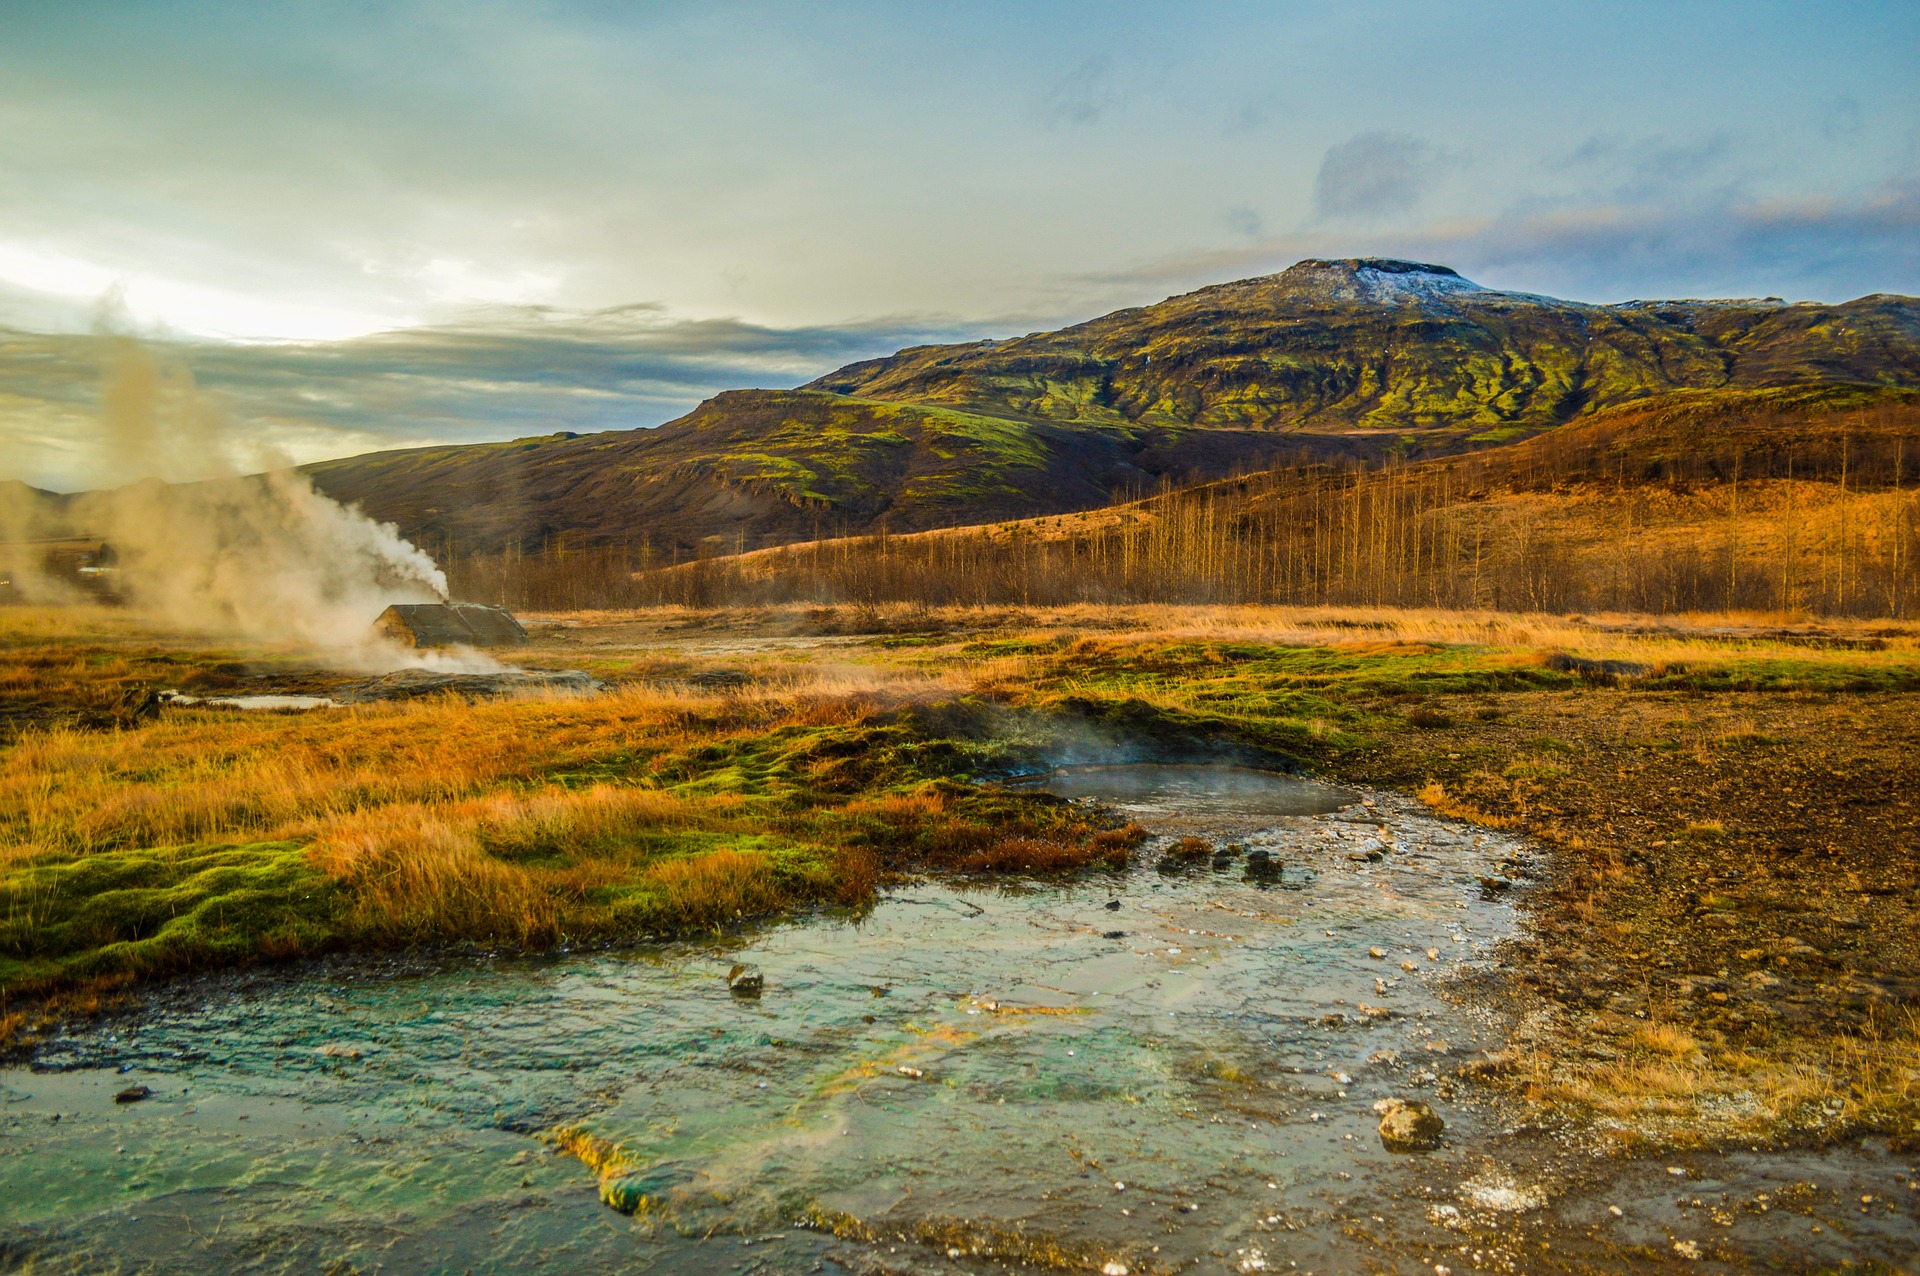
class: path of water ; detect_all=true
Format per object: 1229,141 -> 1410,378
4,767 -> 1539,1273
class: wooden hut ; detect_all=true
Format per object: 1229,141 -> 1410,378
373,602 -> 529,649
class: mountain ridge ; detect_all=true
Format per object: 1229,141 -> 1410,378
129,259 -> 1920,554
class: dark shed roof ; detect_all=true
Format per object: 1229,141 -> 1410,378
373,602 -> 529,649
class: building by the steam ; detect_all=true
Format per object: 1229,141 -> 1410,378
373,602 -> 529,648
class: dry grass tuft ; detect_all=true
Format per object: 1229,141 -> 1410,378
636,849 -> 789,932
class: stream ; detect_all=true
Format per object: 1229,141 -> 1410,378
4,766 -> 1546,1273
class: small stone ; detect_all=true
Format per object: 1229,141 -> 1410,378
1373,1097 -> 1444,1151
1401,961 -> 1418,972
727,964 -> 764,997
1608,1205 -> 1623,1217
896,1065 -> 924,1079
113,1085 -> 152,1104
1369,947 -> 1386,959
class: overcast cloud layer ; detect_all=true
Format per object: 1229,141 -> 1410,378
1,0 -> 1916,487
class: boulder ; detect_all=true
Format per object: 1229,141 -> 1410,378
1373,1097 -> 1444,1151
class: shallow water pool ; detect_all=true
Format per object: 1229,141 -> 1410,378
5,767 -> 1535,1273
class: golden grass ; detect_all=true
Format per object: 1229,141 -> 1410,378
0,680 -> 884,865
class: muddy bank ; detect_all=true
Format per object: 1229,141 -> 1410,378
1338,688 -> 1920,1152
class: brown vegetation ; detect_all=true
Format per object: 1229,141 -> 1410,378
452,391 -> 1920,619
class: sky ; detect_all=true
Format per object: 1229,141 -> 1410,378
2,0 -> 1917,489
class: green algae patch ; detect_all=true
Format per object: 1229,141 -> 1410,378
0,841 -> 341,993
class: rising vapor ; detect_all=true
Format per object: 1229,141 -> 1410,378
1,337 -> 456,660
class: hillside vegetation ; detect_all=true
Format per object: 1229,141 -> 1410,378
308,259 -> 1920,558
463,385 -> 1920,617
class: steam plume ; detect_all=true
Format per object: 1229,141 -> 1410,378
2,336 -> 455,659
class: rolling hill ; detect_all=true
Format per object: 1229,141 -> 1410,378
616,383 -> 1920,618
295,258 -> 1918,555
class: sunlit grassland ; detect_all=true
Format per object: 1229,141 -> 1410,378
4,600 -> 1918,1152
0,622 -> 1132,1003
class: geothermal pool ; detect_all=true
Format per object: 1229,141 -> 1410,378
4,767 -> 1540,1273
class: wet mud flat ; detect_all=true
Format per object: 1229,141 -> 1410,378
5,767 -> 1916,1274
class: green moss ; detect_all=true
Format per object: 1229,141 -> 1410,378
0,842 -> 339,991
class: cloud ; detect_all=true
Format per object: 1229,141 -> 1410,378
1042,56 -> 1115,125
0,306 -> 984,490
1549,133 -> 1735,203
1457,180 -> 1920,301
1223,206 -> 1263,239
1060,177 -> 1920,308
1313,131 -> 1444,219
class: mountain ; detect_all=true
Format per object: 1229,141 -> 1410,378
303,390 -> 1384,557
808,260 -> 1920,434
303,259 -> 1920,555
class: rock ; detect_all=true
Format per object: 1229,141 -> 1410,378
113,1085 -> 153,1104
1373,1097 -> 1444,1151
340,668 -> 603,704
1105,899 -> 1122,911
1244,849 -> 1281,880
1544,652 -> 1650,679
727,963 -> 764,997
896,1065 -> 925,1079
1368,947 -> 1386,960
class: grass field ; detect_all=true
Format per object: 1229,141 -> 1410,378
3,601 -> 1917,1150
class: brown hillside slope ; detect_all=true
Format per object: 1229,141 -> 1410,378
305,261 -> 1920,558
572,386 -> 1920,617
